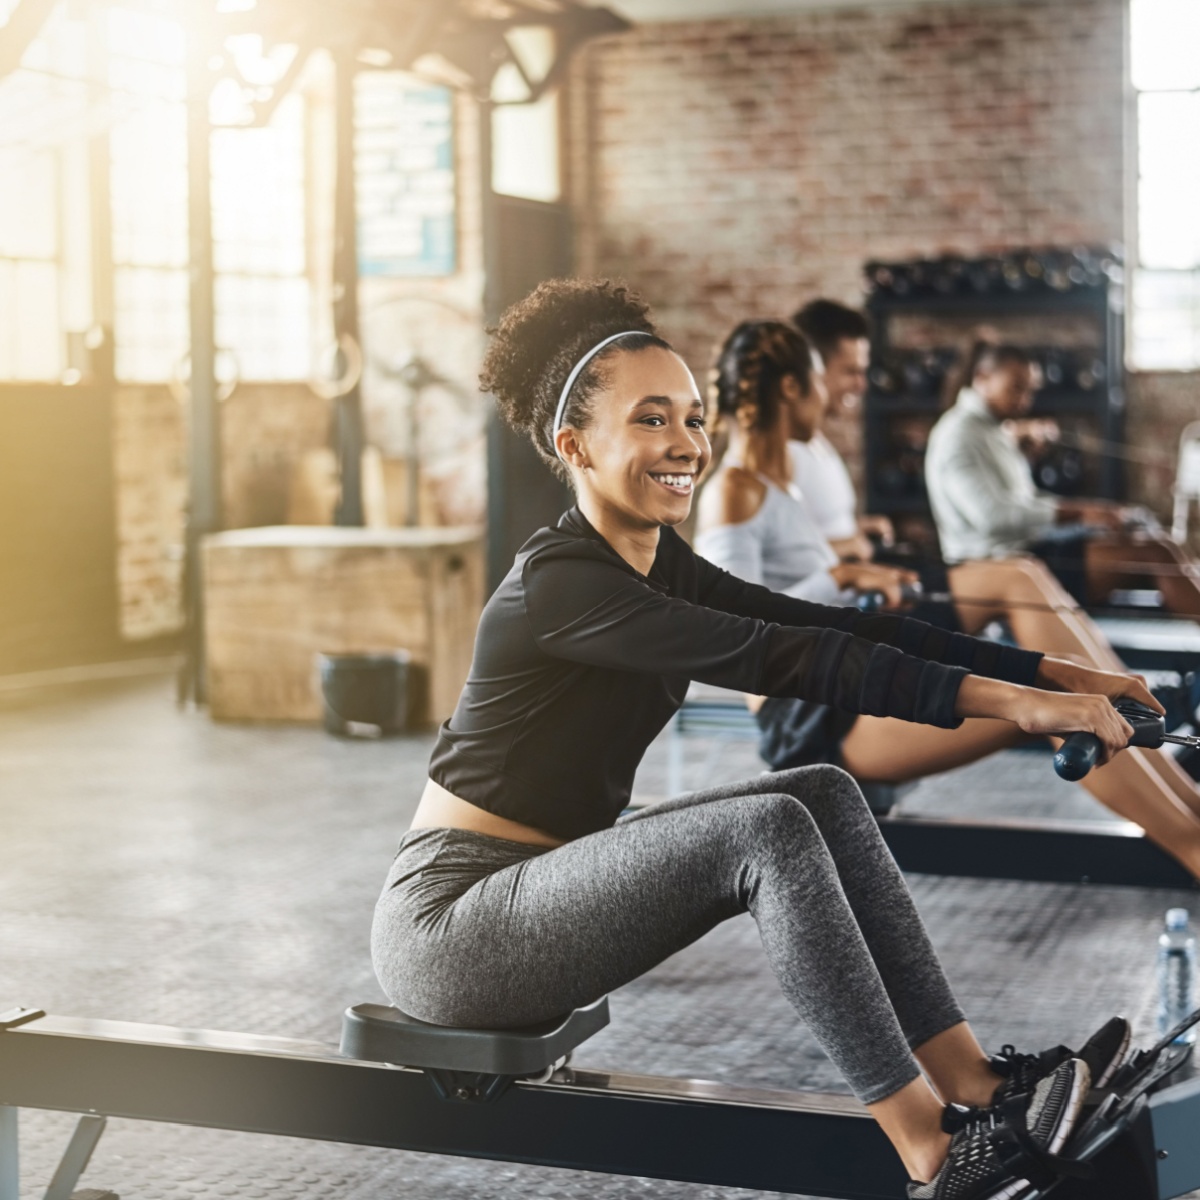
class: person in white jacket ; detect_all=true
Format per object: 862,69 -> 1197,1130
926,341 -> 1200,617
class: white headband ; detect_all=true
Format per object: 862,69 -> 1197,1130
551,330 -> 644,462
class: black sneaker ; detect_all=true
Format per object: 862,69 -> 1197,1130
906,1057 -> 1090,1200
990,1016 -> 1130,1105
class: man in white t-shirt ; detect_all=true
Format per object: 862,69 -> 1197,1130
791,298 -> 893,561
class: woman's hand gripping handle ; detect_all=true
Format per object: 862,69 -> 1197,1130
955,676 -> 1137,777
1054,701 -> 1170,780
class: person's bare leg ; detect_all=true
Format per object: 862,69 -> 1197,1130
1136,745 -> 1200,819
1050,737 -> 1200,877
1085,535 -> 1200,617
945,557 -> 1200,818
841,715 -> 1200,879
869,1075 -> 952,1184
1079,536 -> 1130,608
948,558 -> 1124,668
841,713 -> 1025,783
913,1022 -> 1004,1108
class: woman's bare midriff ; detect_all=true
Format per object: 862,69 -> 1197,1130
410,777 -> 566,848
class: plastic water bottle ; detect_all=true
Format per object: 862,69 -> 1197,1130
1157,908 -> 1197,1044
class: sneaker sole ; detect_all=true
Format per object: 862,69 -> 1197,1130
1091,1025 -> 1132,1090
995,1065 -> 1092,1200
1044,1062 -> 1091,1155
926,1065 -> 1093,1200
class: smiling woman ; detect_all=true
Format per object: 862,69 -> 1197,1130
477,279 -> 709,573
551,347 -> 708,569
369,277 -> 1157,1198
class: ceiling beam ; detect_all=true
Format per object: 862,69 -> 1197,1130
0,0 -> 59,81
602,0 -> 987,23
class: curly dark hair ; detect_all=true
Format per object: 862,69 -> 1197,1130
710,320 -> 815,433
479,278 -> 671,482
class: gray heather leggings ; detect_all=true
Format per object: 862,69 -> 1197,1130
371,765 -> 964,1105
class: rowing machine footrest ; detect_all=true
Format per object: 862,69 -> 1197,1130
339,995 -> 609,1075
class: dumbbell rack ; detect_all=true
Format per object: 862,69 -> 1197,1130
862,258 -> 1126,542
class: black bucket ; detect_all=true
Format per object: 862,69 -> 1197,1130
317,651 -> 411,737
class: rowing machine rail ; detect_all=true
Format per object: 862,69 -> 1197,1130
2,1005 -> 1200,1200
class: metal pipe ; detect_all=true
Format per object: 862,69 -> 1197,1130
0,1106 -> 17,1200
332,48 -> 365,527
43,1115 -> 107,1200
1053,428 -> 1180,468
182,28 -> 220,705
86,0 -> 114,379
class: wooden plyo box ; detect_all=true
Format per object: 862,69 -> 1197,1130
203,525 -> 484,727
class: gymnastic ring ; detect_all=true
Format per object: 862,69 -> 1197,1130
308,333 -> 364,401
169,348 -> 240,406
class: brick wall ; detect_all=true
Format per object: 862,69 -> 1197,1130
113,382 -> 335,640
570,0 -> 1143,500
113,385 -> 187,640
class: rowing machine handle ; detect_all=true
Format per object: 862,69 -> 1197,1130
854,583 -> 926,613
1053,702 -> 1166,781
1053,734 -> 1102,781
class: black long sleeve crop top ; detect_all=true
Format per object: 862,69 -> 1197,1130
429,508 -> 1043,841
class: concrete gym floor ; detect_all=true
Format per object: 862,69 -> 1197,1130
1,669 -> 1195,1200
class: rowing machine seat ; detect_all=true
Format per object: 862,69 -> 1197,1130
339,995 -> 609,1075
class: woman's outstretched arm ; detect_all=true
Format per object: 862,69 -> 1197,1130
691,536 -> 1045,686
524,545 -> 969,728
693,535 -> 1163,713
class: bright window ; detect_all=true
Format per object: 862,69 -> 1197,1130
0,1 -> 313,383
212,90 -> 311,379
491,27 -> 560,203
108,4 -> 190,383
1131,0 -> 1200,369
108,8 -> 311,382
0,1 -> 88,380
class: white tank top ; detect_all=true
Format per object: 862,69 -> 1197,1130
788,434 -> 859,541
696,462 -> 846,606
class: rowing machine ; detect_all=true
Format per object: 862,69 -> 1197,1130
879,703 -> 1200,888
2,997 -> 1199,1200
666,684 -> 1197,891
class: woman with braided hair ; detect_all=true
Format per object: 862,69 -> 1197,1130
372,278 -> 1143,1199
697,318 -> 1200,849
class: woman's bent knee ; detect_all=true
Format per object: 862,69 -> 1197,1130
769,763 -> 870,812
739,791 -> 820,842
734,780 -> 869,858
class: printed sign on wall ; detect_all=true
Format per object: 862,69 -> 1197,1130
356,75 -> 456,277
